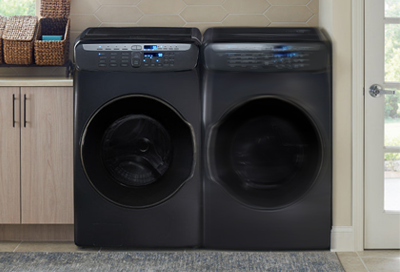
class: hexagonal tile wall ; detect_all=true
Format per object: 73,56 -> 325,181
68,0 -> 319,33
138,0 -> 187,15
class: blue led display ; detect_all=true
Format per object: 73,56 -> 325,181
144,45 -> 157,50
144,53 -> 163,58
274,52 -> 298,58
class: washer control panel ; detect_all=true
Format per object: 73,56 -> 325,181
204,43 -> 329,72
75,43 -> 198,72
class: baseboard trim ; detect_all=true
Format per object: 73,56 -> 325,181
331,226 -> 355,252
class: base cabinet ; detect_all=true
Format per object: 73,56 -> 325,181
0,87 -> 73,224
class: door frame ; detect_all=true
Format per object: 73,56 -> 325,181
352,0 -> 365,252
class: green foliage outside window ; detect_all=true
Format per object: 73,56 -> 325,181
0,0 -> 35,17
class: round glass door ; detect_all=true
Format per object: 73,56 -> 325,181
81,95 -> 195,208
209,97 -> 323,209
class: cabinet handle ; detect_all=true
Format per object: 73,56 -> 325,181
12,94 -> 16,127
24,94 -> 27,128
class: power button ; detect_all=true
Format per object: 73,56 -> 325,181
131,52 -> 142,68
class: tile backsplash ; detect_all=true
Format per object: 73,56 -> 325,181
0,0 -> 318,77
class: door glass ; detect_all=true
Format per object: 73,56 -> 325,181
385,0 -> 400,17
385,24 -> 400,82
384,153 -> 400,211
384,8 -> 400,212
384,88 -> 400,146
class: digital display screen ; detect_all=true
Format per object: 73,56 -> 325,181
144,53 -> 163,58
274,52 -> 298,58
274,45 -> 291,51
144,45 -> 157,50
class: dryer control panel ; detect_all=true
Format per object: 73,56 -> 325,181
74,43 -> 199,72
203,43 -> 330,72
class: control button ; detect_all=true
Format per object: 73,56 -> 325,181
122,52 -> 130,56
99,60 -> 106,63
121,60 -> 129,63
144,64 -> 149,67
131,52 -> 142,68
110,60 -> 117,63
131,45 -> 136,50
97,48 -> 103,51
136,45 -> 142,50
157,63 -> 162,67
122,56 -> 129,59
113,48 -> 119,51
121,64 -> 128,67
122,48 -> 128,50
98,64 -> 106,67
98,52 -> 106,55
163,64 -> 169,67
99,56 -> 107,59
110,64 -> 118,67
111,56 -> 116,60
150,64 -> 156,67
111,52 -> 118,55
105,48 -> 111,51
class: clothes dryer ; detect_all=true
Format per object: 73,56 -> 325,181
202,27 -> 332,250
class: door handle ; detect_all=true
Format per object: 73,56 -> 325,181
369,84 -> 396,97
24,94 -> 27,128
12,94 -> 16,127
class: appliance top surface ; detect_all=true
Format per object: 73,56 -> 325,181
78,27 -> 201,45
203,27 -> 328,44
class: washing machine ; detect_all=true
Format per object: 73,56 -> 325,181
73,27 -> 201,247
202,27 -> 332,250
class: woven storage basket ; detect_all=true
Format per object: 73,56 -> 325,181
34,18 -> 70,65
0,16 -> 7,64
34,0 -> 70,65
40,0 -> 71,18
3,16 -> 38,65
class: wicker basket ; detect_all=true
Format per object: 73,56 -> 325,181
3,16 -> 38,65
0,16 -> 7,64
40,0 -> 71,18
34,18 -> 70,65
34,0 -> 71,65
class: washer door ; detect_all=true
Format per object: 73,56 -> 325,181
81,95 -> 195,208
208,97 -> 323,209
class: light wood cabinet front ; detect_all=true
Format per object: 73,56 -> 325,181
21,87 -> 73,224
0,87 -> 21,223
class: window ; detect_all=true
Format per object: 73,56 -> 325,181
0,0 -> 36,17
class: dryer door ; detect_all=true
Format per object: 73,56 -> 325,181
81,95 -> 195,208
207,97 -> 323,209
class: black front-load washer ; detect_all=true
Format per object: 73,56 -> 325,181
74,27 -> 201,247
202,27 -> 332,250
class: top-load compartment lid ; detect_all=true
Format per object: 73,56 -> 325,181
203,27 -> 328,44
78,27 -> 201,45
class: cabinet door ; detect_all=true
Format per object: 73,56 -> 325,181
0,87 -> 21,223
21,87 -> 73,224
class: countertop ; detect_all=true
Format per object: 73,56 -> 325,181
0,78 -> 73,87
